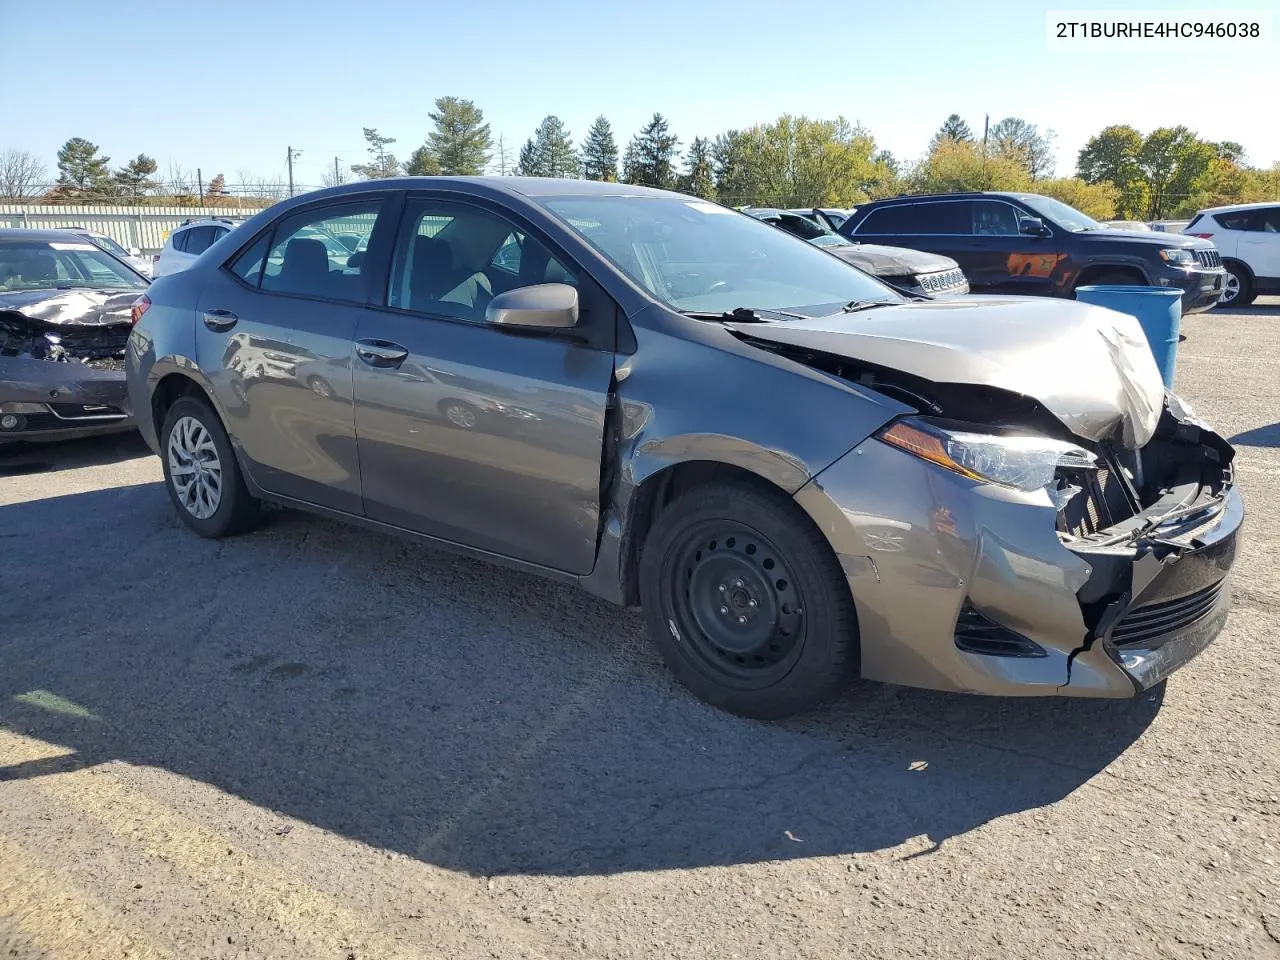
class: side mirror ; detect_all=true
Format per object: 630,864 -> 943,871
485,283 -> 579,330
1019,217 -> 1049,237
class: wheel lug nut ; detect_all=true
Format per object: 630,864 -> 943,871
733,579 -> 743,588
719,606 -> 728,615
719,584 -> 726,593
737,616 -> 746,624
748,599 -> 757,608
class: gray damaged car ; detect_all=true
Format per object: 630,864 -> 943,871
1,230 -> 147,442
126,178 -> 1243,719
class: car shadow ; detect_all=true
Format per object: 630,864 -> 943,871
1230,423 -> 1280,448
0,484 -> 1162,878
0,431 -> 150,475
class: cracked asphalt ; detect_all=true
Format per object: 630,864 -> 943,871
2,300 -> 1279,959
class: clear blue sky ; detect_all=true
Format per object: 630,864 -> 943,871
3,0 -> 1276,187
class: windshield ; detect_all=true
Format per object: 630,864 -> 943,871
0,239 -> 148,292
86,234 -> 132,258
1019,195 -> 1103,232
541,196 -> 900,316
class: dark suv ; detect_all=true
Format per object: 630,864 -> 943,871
838,192 -> 1225,314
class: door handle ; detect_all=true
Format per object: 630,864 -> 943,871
202,309 -> 238,331
355,338 -> 409,368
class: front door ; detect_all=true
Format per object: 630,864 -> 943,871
964,199 -> 1061,295
195,196 -> 390,514
351,195 -> 615,574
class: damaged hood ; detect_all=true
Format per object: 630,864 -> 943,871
825,243 -> 958,277
728,296 -> 1167,448
0,288 -> 140,326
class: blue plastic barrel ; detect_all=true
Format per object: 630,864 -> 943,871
1074,285 -> 1183,389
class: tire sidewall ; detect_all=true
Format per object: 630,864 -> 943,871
160,397 -> 247,538
1219,263 -> 1250,307
638,484 -> 857,719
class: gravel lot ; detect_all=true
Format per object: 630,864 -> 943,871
2,300 -> 1279,959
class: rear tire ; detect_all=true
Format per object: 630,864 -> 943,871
160,396 -> 263,539
1218,262 -> 1255,308
638,480 -> 858,720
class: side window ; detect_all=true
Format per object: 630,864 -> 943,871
183,227 -> 218,255
170,229 -> 189,253
259,200 -> 383,303
1260,208 -> 1280,233
388,200 -> 577,323
228,232 -> 271,287
1215,211 -> 1252,231
972,201 -> 1020,236
857,203 -> 967,234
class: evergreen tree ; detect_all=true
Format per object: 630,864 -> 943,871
56,137 -> 112,197
581,116 -> 618,181
937,114 -> 974,142
113,153 -> 158,198
405,145 -> 442,176
425,96 -> 492,175
517,116 -> 580,177
679,137 -> 715,199
350,128 -> 400,179
623,113 -> 679,189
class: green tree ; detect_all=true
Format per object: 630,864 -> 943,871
910,138 -> 1032,193
711,129 -> 755,203
1036,177 -> 1119,220
56,137 -> 112,197
350,128 -> 400,179
426,96 -> 492,176
113,153 -> 158,198
517,115 -> 579,178
988,117 -> 1056,180
678,137 -> 715,199
623,113 -> 679,189
405,145 -> 441,176
580,115 -> 618,181
1136,126 -> 1215,219
930,114 -> 974,150
1076,124 -> 1147,218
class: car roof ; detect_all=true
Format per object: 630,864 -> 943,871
299,175 -> 686,202
860,191 -> 1043,205
0,228 -> 109,243
1197,201 -> 1278,214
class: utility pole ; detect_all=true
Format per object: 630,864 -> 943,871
334,156 -> 341,185
196,167 -> 203,203
287,146 -> 303,197
981,114 -> 989,188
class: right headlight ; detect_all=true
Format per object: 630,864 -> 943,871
877,418 -> 1098,492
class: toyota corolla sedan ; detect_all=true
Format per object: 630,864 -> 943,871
125,178 -> 1243,719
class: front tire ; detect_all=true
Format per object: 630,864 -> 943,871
638,480 -> 858,719
1218,262 -> 1255,308
160,396 -> 263,538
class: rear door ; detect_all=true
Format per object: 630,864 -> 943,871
350,193 -> 616,574
194,195 -> 391,514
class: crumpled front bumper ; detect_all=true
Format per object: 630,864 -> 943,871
794,438 -> 1242,697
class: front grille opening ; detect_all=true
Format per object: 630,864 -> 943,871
1110,581 -> 1226,647
1055,457 -> 1139,538
954,603 -> 1047,658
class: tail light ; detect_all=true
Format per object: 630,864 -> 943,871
130,294 -> 151,326
1188,232 -> 1214,239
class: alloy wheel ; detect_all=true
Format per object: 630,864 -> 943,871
167,416 -> 223,520
1219,271 -> 1241,305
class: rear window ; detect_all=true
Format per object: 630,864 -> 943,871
855,201 -> 969,235
182,226 -> 219,255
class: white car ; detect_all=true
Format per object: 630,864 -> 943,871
1186,202 -> 1280,307
152,218 -> 241,278
57,228 -> 153,278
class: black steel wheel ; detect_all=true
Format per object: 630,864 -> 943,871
639,479 -> 858,719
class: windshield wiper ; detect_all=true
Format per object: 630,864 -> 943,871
683,306 -> 809,323
842,298 -> 897,313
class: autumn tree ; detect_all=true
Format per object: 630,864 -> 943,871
910,138 -> 1032,194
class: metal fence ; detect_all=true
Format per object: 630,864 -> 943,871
0,204 -> 275,254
